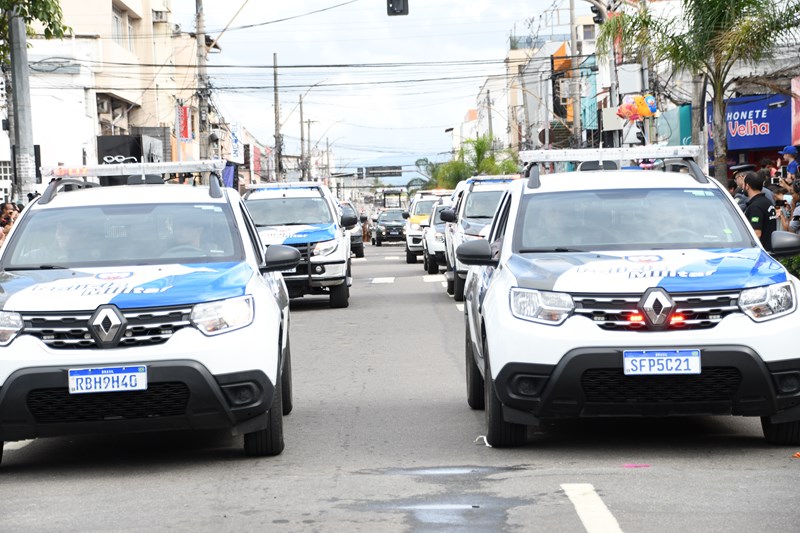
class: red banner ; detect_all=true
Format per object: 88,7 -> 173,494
177,106 -> 191,140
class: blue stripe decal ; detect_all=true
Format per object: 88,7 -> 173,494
657,248 -> 786,291
108,262 -> 253,308
282,223 -> 336,244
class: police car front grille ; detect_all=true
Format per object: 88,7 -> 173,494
581,367 -> 742,403
287,243 -> 310,261
572,291 -> 740,331
27,382 -> 189,423
21,306 -> 193,349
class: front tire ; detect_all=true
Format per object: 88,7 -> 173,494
330,282 -> 349,308
484,338 -> 526,447
354,246 -> 365,258
406,248 -> 416,264
454,273 -> 465,302
426,252 -> 438,274
281,339 -> 293,415
244,375 -> 284,456
466,318 -> 484,410
761,417 -> 800,445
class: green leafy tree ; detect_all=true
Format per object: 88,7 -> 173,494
431,135 -> 519,189
596,0 -> 800,183
0,1 -> 70,63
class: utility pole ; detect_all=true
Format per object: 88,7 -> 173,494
9,8 -> 35,200
486,89 -> 494,143
196,0 -> 209,165
569,0 -> 582,148
518,65 -> 530,150
299,95 -> 305,180
306,119 -> 312,179
273,53 -> 282,181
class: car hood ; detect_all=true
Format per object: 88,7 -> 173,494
507,248 -> 787,293
408,214 -> 429,226
0,262 -> 254,312
378,221 -> 405,228
258,223 -> 337,245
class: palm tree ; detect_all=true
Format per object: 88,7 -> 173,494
431,135 -> 519,188
596,0 -> 800,182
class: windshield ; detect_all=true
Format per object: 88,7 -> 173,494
378,210 -> 405,223
341,203 -> 357,219
4,203 -> 242,268
246,197 -> 334,226
515,188 -> 754,252
412,199 -> 438,216
463,190 -> 504,219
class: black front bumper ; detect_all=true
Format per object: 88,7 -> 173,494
495,347 -> 800,425
0,360 -> 275,442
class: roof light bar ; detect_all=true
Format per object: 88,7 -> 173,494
519,145 -> 703,164
40,160 -> 226,178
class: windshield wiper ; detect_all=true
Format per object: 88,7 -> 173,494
466,215 -> 494,219
4,264 -> 69,271
519,247 -> 586,253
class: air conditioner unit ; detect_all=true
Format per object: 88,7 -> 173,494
152,10 -> 168,23
97,100 -> 111,114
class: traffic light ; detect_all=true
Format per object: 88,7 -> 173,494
591,5 -> 607,24
387,0 -> 408,16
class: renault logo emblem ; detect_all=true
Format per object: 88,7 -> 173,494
640,288 -> 675,327
89,305 -> 127,347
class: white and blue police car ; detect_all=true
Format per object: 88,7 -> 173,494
459,147 -> 800,447
0,161 -> 301,464
244,183 -> 356,308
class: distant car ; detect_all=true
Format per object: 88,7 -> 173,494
341,201 -> 366,258
403,190 -> 453,264
422,204 -> 448,274
371,208 -> 406,246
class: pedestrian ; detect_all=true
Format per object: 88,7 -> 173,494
732,171 -> 750,210
778,145 -> 798,180
743,171 -> 776,251
778,185 -> 800,234
760,157 -> 778,178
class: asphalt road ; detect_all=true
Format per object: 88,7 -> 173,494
1,242 -> 799,532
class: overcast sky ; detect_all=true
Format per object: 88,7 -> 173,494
172,0 -> 589,175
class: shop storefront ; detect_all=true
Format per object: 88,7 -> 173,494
707,93 -> 792,176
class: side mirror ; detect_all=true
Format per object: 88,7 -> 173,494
456,239 -> 498,267
341,214 -> 358,228
262,244 -> 301,273
771,231 -> 800,257
359,215 -> 367,223
439,208 -> 457,223
402,211 -> 410,219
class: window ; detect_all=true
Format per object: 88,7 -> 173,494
112,6 -> 124,45
582,25 -> 595,41
128,21 -> 134,51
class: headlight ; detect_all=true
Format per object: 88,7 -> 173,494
510,288 -> 574,325
434,232 -> 444,243
0,311 -> 23,345
411,223 -> 421,231
312,239 -> 338,256
191,295 -> 254,336
739,282 -> 795,322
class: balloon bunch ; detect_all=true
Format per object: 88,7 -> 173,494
616,94 -> 658,121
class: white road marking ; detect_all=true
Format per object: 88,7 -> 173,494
372,277 -> 395,284
352,258 -> 367,263
561,483 -> 624,533
384,256 -> 401,260
4,439 -> 33,451
455,303 -> 464,312
423,275 -> 445,283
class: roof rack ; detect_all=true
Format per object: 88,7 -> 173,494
38,179 -> 100,205
244,181 -> 324,190
519,145 -> 708,185
467,174 -> 520,192
37,160 -> 227,203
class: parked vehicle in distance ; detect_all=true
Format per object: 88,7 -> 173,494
460,146 -> 800,448
371,208 -> 406,246
422,203 -> 448,274
441,176 -> 518,301
341,201 -> 366,258
245,182 -> 356,308
0,161 -> 301,464
403,190 -> 453,264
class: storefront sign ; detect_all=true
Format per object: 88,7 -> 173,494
707,94 -> 791,151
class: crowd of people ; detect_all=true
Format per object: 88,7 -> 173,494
727,145 -> 799,251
